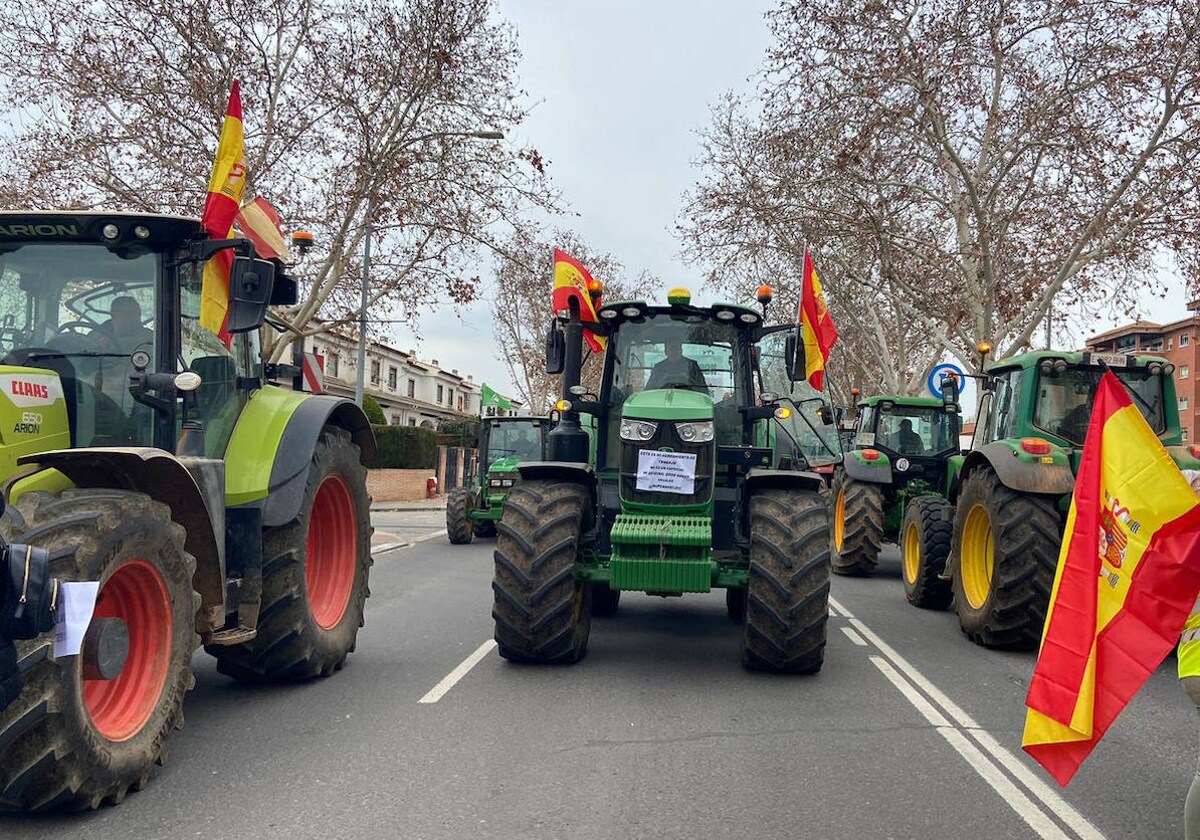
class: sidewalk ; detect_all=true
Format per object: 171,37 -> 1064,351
371,496 -> 448,512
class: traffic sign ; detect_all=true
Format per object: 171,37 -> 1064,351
926,362 -> 965,398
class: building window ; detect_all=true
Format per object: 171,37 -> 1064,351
1183,365 -> 1190,380
388,367 -> 397,389
1181,396 -> 1190,410
407,378 -> 415,398
408,418 -> 417,427
389,414 -> 401,425
1183,333 -> 1191,348
1169,338 -> 1175,351
447,387 -> 453,406
328,354 -> 339,377
457,396 -> 464,411
370,360 -> 381,384
437,384 -> 444,403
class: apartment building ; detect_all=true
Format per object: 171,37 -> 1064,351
1084,299 -> 1199,443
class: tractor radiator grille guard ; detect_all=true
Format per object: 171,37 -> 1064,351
618,422 -> 714,505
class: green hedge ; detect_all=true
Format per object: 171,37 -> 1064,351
366,424 -> 437,469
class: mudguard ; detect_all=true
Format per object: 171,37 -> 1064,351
743,467 -> 826,496
225,386 -> 375,527
516,461 -> 599,516
957,443 -> 1074,499
843,450 -> 893,484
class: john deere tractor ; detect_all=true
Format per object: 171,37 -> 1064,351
491,285 -> 837,673
924,350 -> 1200,649
447,415 -> 549,543
0,211 -> 374,810
829,393 -> 961,583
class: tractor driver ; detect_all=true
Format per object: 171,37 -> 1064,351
512,425 -> 541,461
95,295 -> 153,355
645,339 -> 707,394
894,418 -> 924,454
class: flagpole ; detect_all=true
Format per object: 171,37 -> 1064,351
354,196 -> 374,408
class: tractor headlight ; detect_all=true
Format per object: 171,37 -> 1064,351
502,479 -> 515,487
489,478 -> 505,489
675,421 -> 714,443
620,419 -> 658,441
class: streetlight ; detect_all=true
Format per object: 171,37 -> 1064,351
354,129 -> 505,407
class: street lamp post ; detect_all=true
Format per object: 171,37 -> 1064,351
353,129 -> 505,408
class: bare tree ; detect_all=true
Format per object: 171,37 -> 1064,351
491,230 -> 643,411
682,0 -> 1200,375
0,0 -> 560,361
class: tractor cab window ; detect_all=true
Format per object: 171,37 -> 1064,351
873,405 -> 957,456
486,420 -> 544,468
1034,366 -> 1165,444
179,262 -> 246,458
755,330 -> 841,467
0,242 -> 157,446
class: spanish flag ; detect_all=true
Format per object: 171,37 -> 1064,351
235,196 -> 289,261
199,81 -> 248,338
799,249 -> 838,390
1022,372 -> 1200,785
552,249 -> 605,353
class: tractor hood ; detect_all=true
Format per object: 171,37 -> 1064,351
621,389 -> 713,421
487,458 -> 523,475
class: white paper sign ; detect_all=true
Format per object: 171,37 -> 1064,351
636,450 -> 698,494
54,581 -> 99,658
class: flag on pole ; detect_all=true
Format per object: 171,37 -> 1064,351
235,196 -> 289,260
481,383 -> 513,411
200,81 -> 248,339
798,249 -> 838,390
1022,372 -> 1200,786
552,249 -> 606,353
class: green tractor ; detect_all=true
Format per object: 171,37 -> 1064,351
829,393 -> 962,586
490,286 -> 838,673
0,212 -> 375,810
447,415 -> 549,543
919,350 -> 1200,649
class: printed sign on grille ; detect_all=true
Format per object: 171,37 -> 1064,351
635,450 -> 698,494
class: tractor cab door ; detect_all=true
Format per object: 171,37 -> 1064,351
755,328 -> 841,469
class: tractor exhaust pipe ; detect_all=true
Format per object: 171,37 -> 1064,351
547,302 -> 590,464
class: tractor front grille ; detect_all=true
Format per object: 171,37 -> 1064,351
619,420 -> 714,506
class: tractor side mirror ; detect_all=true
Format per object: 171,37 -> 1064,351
546,321 -> 565,375
225,256 -> 276,333
784,330 -> 806,382
941,375 -> 959,407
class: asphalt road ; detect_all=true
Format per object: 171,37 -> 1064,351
1,513 -> 1192,839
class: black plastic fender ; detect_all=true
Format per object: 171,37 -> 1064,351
956,444 -> 1075,500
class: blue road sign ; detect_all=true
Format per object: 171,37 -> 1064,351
927,363 -> 966,398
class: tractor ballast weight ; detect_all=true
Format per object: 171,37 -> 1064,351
0,211 -> 375,811
492,285 -> 837,673
941,350 -> 1199,649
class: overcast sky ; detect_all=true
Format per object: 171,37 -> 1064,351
386,0 -> 1193,402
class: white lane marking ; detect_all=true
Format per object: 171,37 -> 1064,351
870,657 -> 1071,840
840,626 -> 868,646
418,529 -> 448,543
834,597 -> 1103,840
372,542 -> 409,555
827,603 -> 841,618
418,640 -> 497,704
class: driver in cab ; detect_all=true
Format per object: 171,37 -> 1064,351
95,296 -> 153,354
645,339 -> 707,394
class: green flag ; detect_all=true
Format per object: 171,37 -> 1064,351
481,383 -> 513,410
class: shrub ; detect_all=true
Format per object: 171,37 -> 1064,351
366,424 -> 437,469
363,394 -> 387,425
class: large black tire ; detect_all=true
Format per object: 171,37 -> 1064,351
901,496 -> 953,610
726,587 -> 747,623
950,467 -> 1060,649
446,489 -> 474,544
492,481 -> 592,663
742,489 -> 830,674
209,426 -> 372,681
474,519 -> 497,539
0,489 -> 198,811
830,471 -> 884,576
590,584 -> 621,617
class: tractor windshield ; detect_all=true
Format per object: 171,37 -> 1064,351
486,419 -> 544,468
0,241 -> 157,445
868,405 -> 957,457
1034,366 -> 1165,444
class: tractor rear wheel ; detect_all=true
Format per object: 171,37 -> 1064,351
742,489 -> 830,674
830,472 -> 884,576
474,519 -> 497,539
950,466 -> 1060,649
446,489 -> 474,544
210,426 -> 372,681
902,496 -> 953,610
492,481 -> 592,663
590,584 -> 621,617
0,489 -> 197,811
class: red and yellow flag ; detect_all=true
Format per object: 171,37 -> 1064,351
235,196 -> 288,260
200,81 -> 248,339
1022,372 -> 1200,785
552,249 -> 605,353
799,249 -> 838,390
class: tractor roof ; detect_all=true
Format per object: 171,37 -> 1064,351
597,299 -> 765,328
987,349 -> 1170,373
486,415 -> 550,424
858,394 -> 945,409
0,211 -> 203,248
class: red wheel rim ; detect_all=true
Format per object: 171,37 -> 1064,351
306,474 -> 357,630
84,559 -> 172,742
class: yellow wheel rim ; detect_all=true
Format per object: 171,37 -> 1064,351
903,521 -> 921,585
960,504 -> 994,609
834,487 -> 846,551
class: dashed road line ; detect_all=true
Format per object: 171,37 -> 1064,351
840,626 -> 868,646
418,639 -> 497,704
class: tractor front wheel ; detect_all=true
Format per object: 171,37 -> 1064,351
742,489 -> 830,674
950,467 -> 1060,649
901,497 -> 954,610
829,472 -> 884,576
726,587 -> 747,623
492,481 -> 592,663
446,489 -> 474,544
210,426 -> 372,681
0,490 -> 198,811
